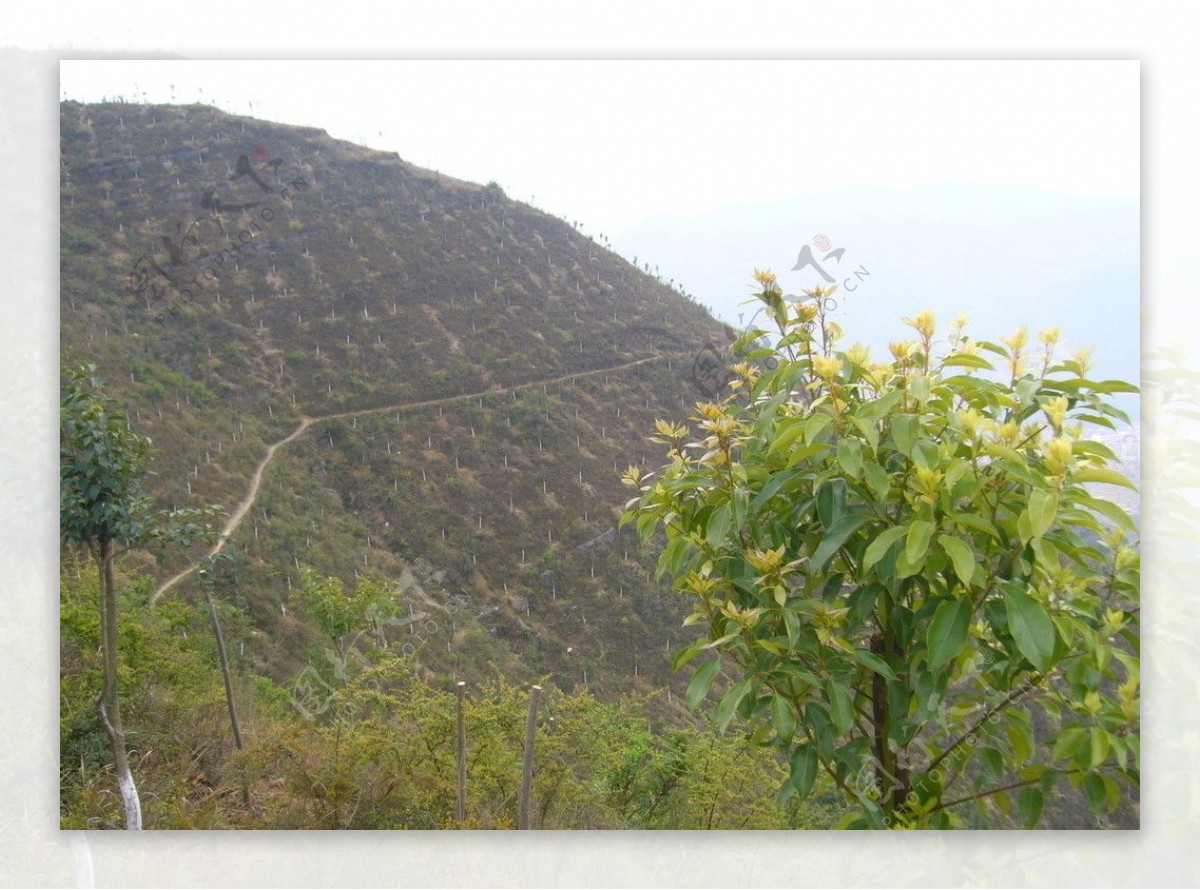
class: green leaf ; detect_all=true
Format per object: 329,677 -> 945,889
714,677 -> 753,732
910,374 -> 932,406
862,526 -> 907,574
1015,377 -> 1040,408
701,632 -> 741,651
1017,787 -> 1044,828
767,421 -> 807,459
979,747 -> 1005,777
927,597 -> 971,672
1008,718 -> 1034,764
823,678 -> 854,735
994,790 -> 1013,816
686,659 -> 720,709
849,415 -> 881,450
893,546 -> 926,579
657,536 -> 694,581
1102,774 -> 1122,812
905,519 -> 934,565
941,353 -> 996,372
1089,378 -> 1141,395
750,468 -> 801,510
706,503 -> 731,550
1083,773 -> 1107,812
1071,439 -> 1119,462
1072,466 -> 1138,491
1053,726 -> 1089,766
731,486 -> 749,531
1075,493 -> 1136,532
1090,727 -> 1111,769
782,609 -> 800,647
789,745 -> 818,797
937,534 -> 976,586
771,696 -> 798,742
1004,582 -> 1057,671
837,438 -> 863,478
635,512 -> 658,545
863,461 -> 890,499
1024,490 -> 1058,539
671,640 -> 705,672
950,512 -> 1001,540
852,648 -> 898,681
804,412 -> 833,445
817,478 -> 846,528
911,440 -> 939,470
810,512 -> 872,571
890,414 -> 919,457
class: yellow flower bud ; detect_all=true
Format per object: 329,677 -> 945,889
1003,325 -> 1029,353
1043,436 -> 1074,474
1042,395 -> 1070,430
1114,546 -> 1138,571
903,309 -> 936,339
915,466 -> 944,496
706,415 -> 738,437
753,268 -> 778,288
811,355 -> 843,380
1102,608 -> 1127,636
889,340 -> 918,363
869,363 -> 894,386
846,343 -> 871,367
957,408 -> 985,437
745,546 -> 785,575
1039,326 -> 1061,345
654,418 -> 688,439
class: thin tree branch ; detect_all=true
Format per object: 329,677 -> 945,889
930,768 -> 1081,815
921,675 -> 1044,778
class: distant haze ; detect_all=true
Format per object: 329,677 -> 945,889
611,183 -> 1139,414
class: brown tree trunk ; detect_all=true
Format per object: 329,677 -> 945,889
871,633 -> 910,818
97,538 -> 142,829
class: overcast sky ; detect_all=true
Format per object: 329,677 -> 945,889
60,60 -> 1139,235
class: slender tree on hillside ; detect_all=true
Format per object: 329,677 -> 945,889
60,365 -> 220,829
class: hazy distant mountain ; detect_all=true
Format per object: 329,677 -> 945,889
612,183 -> 1139,415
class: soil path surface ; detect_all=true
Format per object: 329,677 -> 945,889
151,354 -> 669,602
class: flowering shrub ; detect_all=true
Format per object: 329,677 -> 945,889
622,272 -> 1139,828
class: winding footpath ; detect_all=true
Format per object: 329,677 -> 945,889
151,354 -> 669,603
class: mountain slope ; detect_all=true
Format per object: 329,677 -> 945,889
60,100 -> 733,698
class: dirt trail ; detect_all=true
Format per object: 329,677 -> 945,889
151,354 -> 670,602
